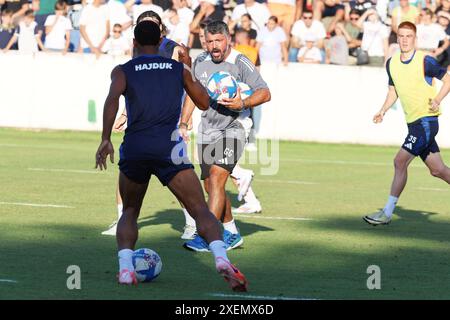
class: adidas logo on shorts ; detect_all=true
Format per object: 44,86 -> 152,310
404,143 -> 413,150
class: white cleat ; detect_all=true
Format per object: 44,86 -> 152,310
237,169 -> 254,201
181,225 -> 197,240
232,201 -> 262,214
101,221 -> 117,236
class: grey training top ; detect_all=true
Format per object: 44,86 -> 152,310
193,48 -> 268,144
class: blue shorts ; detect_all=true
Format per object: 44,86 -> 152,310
402,116 -> 440,161
118,158 -> 194,185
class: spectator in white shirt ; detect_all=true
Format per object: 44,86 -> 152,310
165,8 -> 190,45
127,0 -> 164,24
3,9 -> 46,54
297,33 -> 322,63
289,10 -> 326,61
107,0 -> 132,33
79,0 -> 110,57
231,0 -> 270,32
101,23 -> 130,56
356,8 -> 389,66
44,0 -> 72,54
417,8 -> 449,57
170,0 -> 194,26
256,15 -> 288,65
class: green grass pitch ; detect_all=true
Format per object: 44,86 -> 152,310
0,128 -> 449,300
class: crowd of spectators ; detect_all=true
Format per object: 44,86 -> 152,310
1,0 -> 450,67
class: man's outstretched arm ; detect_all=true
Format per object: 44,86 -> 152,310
373,85 -> 398,124
96,66 -> 126,170
182,66 -> 210,111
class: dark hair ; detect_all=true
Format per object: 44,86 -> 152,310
349,9 -> 360,16
205,20 -> 230,37
235,27 -> 250,37
54,0 -> 67,10
398,21 -> 417,34
1,9 -> 13,16
136,10 -> 168,36
134,21 -> 161,46
422,8 -> 433,16
200,18 -> 212,30
113,23 -> 122,29
241,13 -> 252,21
268,15 -> 278,24
24,9 -> 34,17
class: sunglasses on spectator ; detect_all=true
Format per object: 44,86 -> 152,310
350,16 -> 359,20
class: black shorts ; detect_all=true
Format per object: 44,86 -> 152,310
198,137 -> 245,180
402,116 -> 440,161
118,157 -> 194,186
323,4 -> 345,18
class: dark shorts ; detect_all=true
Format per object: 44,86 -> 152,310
118,157 -> 194,186
198,137 -> 245,180
323,4 -> 345,18
402,116 -> 440,161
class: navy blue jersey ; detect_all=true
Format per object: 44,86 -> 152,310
386,51 -> 447,86
119,54 -> 185,160
158,37 -> 178,59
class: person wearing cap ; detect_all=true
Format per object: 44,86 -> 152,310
297,32 -> 322,63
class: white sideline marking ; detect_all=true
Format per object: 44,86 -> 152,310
0,201 -> 74,208
28,168 -> 103,174
234,214 -> 316,221
0,143 -> 72,150
259,179 -> 318,185
208,293 -> 316,300
0,279 -> 18,283
416,187 -> 449,192
27,168 -> 316,186
283,158 -> 424,168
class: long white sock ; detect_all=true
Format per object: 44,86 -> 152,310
243,187 -> 258,204
383,195 -> 398,218
118,249 -> 134,272
183,208 -> 196,227
223,219 -> 239,234
230,165 -> 244,179
209,240 -> 229,263
117,204 -> 123,221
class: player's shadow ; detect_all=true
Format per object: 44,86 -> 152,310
307,205 -> 449,245
137,209 -> 274,238
393,206 -> 439,223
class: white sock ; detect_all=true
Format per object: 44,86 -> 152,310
183,208 -> 196,227
223,219 -> 239,234
117,204 -> 123,221
230,165 -> 244,179
243,187 -> 258,204
118,249 -> 134,272
383,195 -> 398,218
209,240 -> 229,263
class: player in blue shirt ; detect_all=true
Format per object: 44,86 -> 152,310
95,21 -> 248,291
102,10 -> 197,239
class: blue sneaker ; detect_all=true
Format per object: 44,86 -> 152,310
223,230 -> 244,250
183,234 -> 210,252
